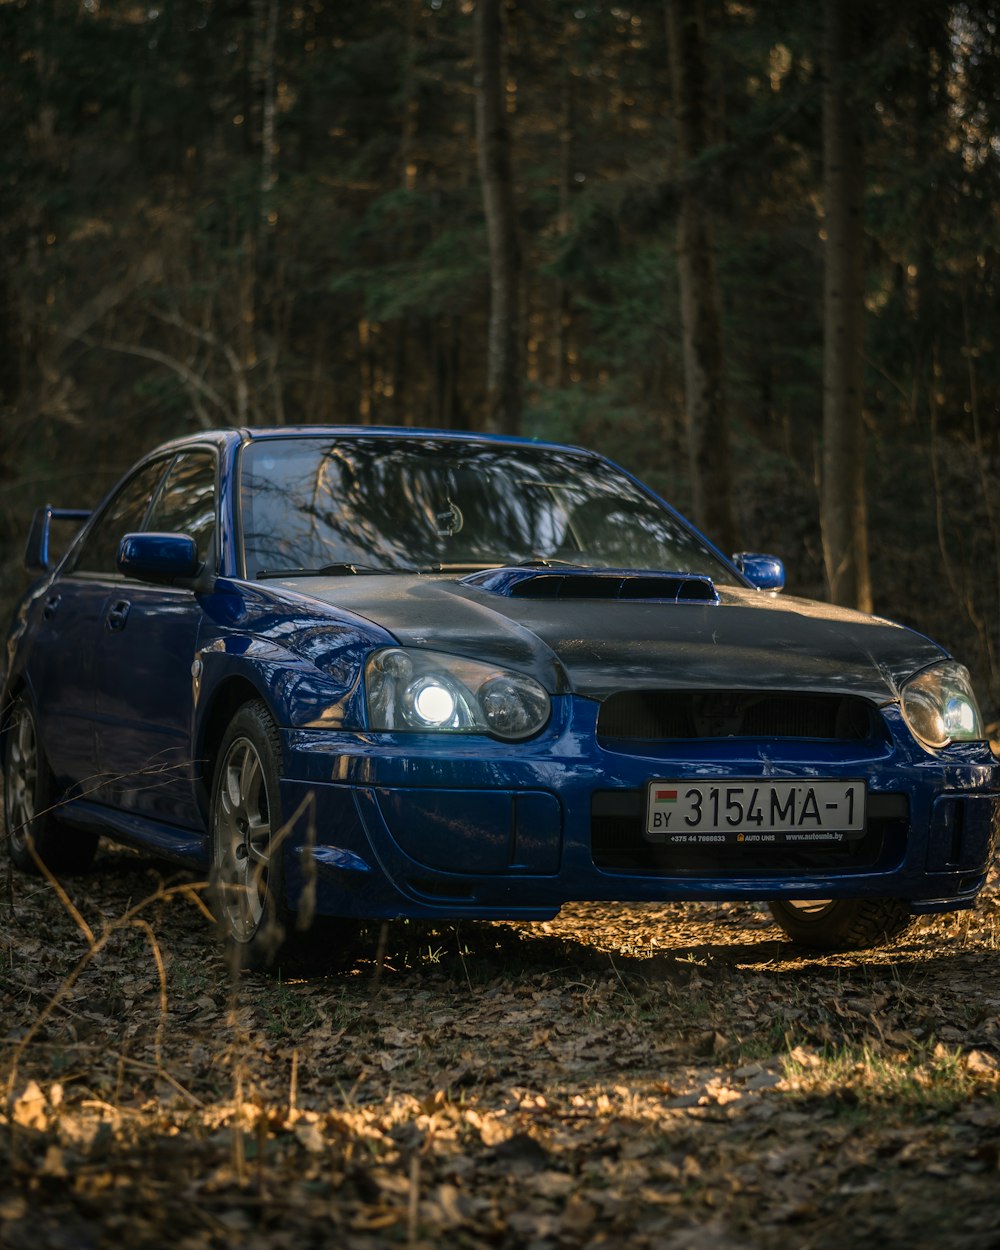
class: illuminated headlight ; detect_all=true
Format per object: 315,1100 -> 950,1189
365,648 -> 551,741
900,662 -> 984,750
411,678 -> 458,728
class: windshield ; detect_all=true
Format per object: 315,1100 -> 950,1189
238,436 -> 739,584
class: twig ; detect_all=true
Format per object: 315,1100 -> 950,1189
113,1054 -> 206,1109
129,917 -> 169,1070
407,1150 -> 421,1245
289,1048 -> 299,1122
23,835 -> 95,947
454,924 -> 474,995
605,950 -> 638,1008
5,879 -> 212,1102
373,922 -> 390,992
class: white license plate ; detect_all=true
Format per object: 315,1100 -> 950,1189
645,779 -> 866,844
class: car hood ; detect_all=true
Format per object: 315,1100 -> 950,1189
261,572 -> 946,703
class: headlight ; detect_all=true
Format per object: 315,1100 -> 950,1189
900,662 -> 984,750
365,648 -> 551,741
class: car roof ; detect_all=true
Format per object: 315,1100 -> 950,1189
241,426 -> 597,454
148,426 -> 598,458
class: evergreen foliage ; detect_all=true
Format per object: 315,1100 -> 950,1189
1,0 -> 999,713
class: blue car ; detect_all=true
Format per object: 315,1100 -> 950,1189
3,428 -> 997,965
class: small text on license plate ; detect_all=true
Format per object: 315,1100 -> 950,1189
645,780 -> 866,843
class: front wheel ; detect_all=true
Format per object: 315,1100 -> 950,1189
209,701 -> 289,971
768,898 -> 913,951
3,696 -> 97,875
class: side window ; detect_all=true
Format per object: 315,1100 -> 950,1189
145,452 -> 217,567
71,460 -> 168,575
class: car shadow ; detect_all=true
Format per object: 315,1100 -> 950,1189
30,843 -> 996,990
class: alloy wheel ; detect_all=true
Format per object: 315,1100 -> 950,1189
5,705 -> 38,855
213,735 -> 272,942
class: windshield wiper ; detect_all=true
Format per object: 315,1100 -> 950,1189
414,563 -> 503,573
515,557 -> 585,568
410,559 -> 587,574
256,563 -> 387,579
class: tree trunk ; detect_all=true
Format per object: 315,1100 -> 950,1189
434,318 -> 459,430
256,0 -> 278,235
474,0 -> 522,436
665,0 -> 736,554
401,0 -> 420,192
820,0 -> 871,612
551,73 -> 573,389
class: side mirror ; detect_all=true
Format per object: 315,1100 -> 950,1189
733,552 -> 785,592
24,506 -> 91,574
117,532 -> 200,583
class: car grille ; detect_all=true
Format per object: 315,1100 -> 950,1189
597,690 -> 879,742
590,790 -> 908,874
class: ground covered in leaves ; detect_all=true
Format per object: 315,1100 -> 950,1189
2,846 -> 999,1250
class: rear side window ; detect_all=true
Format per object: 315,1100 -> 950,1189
70,459 -> 168,575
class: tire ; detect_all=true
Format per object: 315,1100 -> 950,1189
768,898 -> 913,951
3,696 -> 98,875
209,701 -> 290,971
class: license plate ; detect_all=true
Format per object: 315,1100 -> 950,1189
645,779 -> 866,844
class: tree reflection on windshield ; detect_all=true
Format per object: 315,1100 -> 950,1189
238,437 -> 737,584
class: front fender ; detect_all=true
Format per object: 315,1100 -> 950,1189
190,582 -> 397,787
194,632 -> 376,738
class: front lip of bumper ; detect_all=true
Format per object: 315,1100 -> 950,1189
278,699 -> 1000,920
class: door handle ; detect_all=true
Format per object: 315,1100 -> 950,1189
42,594 -> 61,619
105,600 -> 131,632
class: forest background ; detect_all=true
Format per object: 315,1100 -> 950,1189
2,0 -> 999,722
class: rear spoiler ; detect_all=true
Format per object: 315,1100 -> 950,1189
24,506 -> 91,574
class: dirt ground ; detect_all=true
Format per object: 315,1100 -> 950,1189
2,844 -> 999,1250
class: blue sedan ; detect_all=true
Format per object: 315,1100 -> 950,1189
3,428 -> 997,966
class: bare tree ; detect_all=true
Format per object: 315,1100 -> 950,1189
821,0 -> 872,611
474,0 -> 522,436
665,0 -> 736,554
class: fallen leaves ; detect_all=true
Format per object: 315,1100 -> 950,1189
10,1079 -> 49,1131
965,1049 -> 999,1076
2,850 -> 1000,1249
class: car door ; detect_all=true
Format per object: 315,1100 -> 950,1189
25,459 -> 170,796
92,450 -> 218,830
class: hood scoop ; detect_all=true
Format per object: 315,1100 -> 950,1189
462,568 -> 720,604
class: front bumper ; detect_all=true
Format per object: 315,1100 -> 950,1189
279,697 -> 1000,921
